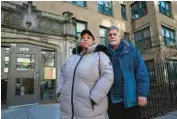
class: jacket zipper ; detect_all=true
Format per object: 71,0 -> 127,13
71,55 -> 84,119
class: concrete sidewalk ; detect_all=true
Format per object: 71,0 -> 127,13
152,111 -> 177,119
1,104 -> 60,119
1,103 -> 177,119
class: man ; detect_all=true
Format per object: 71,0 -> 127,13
107,25 -> 150,119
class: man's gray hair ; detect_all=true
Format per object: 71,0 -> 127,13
108,25 -> 119,32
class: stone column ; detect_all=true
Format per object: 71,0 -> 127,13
62,11 -> 77,59
63,11 -> 76,36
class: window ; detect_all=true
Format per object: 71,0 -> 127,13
167,60 -> 177,80
68,1 -> 87,7
134,27 -> 152,51
145,60 -> 156,81
124,32 -> 129,40
41,51 -> 55,67
3,48 -> 10,73
16,53 -> 35,70
16,78 -> 34,96
98,1 -> 113,16
162,26 -> 176,46
121,4 -> 127,20
124,32 -> 132,44
41,50 -> 56,101
75,21 -> 87,40
134,27 -> 151,42
100,26 -> 109,46
159,1 -> 172,17
131,1 -> 147,20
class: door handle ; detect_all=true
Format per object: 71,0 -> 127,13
34,72 -> 40,80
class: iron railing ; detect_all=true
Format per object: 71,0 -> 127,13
141,59 -> 177,119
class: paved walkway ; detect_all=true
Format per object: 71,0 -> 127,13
152,111 -> 177,119
1,104 -> 177,119
1,104 -> 60,119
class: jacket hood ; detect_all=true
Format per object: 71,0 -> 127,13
72,44 -> 108,56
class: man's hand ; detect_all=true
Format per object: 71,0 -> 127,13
138,96 -> 147,107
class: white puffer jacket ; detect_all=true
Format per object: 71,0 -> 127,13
57,44 -> 114,119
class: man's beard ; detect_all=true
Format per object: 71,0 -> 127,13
110,41 -> 117,45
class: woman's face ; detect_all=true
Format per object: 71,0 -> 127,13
81,33 -> 94,48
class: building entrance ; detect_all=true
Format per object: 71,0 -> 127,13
9,44 -> 40,106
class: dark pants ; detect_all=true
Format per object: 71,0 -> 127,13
108,102 -> 141,119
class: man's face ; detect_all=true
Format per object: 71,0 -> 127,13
108,29 -> 121,47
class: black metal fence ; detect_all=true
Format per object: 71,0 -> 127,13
141,59 -> 177,119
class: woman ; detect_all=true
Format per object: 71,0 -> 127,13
57,29 -> 114,119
